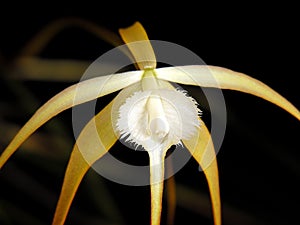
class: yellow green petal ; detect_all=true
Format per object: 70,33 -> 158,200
182,119 -> 221,225
156,65 -> 300,121
119,22 -> 157,70
0,70 -> 142,169
52,100 -> 117,225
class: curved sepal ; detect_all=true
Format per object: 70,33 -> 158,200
0,71 -> 142,169
52,100 -> 117,225
183,119 -> 221,225
156,65 -> 300,121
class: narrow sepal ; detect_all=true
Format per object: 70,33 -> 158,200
52,100 -> 117,225
183,119 -> 221,225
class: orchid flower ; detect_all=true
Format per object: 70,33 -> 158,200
1,22 -> 300,225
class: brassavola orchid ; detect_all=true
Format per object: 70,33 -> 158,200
1,22 -> 299,225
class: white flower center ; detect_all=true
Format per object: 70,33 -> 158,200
116,87 -> 201,152
150,117 -> 168,139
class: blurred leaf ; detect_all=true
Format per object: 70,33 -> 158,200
12,57 -> 90,82
176,184 -> 269,225
86,170 -> 124,224
18,17 -> 124,58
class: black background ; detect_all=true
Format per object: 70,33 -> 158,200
0,2 -> 299,225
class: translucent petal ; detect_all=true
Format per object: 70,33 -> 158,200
182,119 -> 221,225
156,65 -> 300,121
0,70 -> 142,169
119,22 -> 156,69
52,100 -> 117,225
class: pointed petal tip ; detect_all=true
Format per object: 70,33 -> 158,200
119,21 -> 156,70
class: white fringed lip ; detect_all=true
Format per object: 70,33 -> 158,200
116,87 -> 201,152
